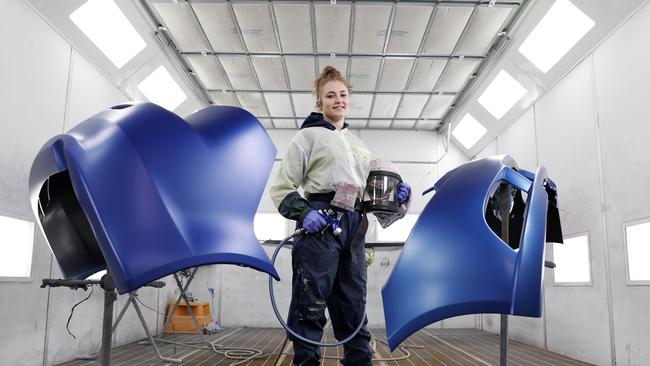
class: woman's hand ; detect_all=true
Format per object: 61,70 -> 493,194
303,210 -> 327,233
398,183 -> 411,204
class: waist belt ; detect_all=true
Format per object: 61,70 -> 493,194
307,192 -> 364,213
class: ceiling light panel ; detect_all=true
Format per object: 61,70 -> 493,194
519,0 -> 595,73
292,93 -> 316,118
434,58 -> 480,92
407,59 -> 448,92
209,91 -> 240,107
70,0 -> 146,68
421,6 -> 473,55
368,119 -> 392,129
478,70 -> 527,119
185,55 -> 229,90
137,66 -> 187,111
273,119 -> 297,129
396,95 -> 429,118
371,94 -> 401,118
347,93 -> 373,118
416,119 -> 439,130
285,57 -> 316,90
318,57 -> 348,79
153,3 -> 208,52
452,114 -> 487,149
192,3 -> 244,52
347,120 -> 367,129
391,120 -> 416,129
455,6 -> 513,55
352,5 -> 392,54
236,92 -> 268,117
315,4 -> 351,54
232,3 -> 278,53
264,93 -> 294,117
421,94 -> 455,119
386,5 -> 433,54
349,58 -> 381,91
252,56 -> 288,90
218,55 -> 258,90
273,4 -> 313,53
378,58 -> 415,91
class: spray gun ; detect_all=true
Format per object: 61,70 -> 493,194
317,208 -> 343,237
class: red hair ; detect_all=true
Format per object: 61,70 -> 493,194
314,66 -> 351,98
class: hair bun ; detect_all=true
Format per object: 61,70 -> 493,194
320,65 -> 342,79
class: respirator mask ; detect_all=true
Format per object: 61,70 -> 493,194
363,161 -> 402,214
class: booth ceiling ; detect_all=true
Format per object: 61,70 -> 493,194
143,0 -> 523,130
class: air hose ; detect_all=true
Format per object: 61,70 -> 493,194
268,228 -> 367,347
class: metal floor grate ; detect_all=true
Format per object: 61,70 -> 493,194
59,328 -> 593,366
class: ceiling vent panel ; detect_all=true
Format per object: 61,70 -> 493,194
315,4 -> 351,54
349,58 -> 381,91
371,94 -> 400,118
387,5 -> 433,55
232,3 -> 279,53
292,93 -> 317,118
347,93 -> 373,119
192,3 -> 244,52
257,118 -> 274,129
252,56 -> 288,90
368,119 -> 392,129
396,95 -> 429,118
391,120 -> 416,129
154,3 -> 209,52
186,55 -> 230,90
264,93 -> 294,117
421,6 -> 473,55
455,6 -> 513,55
407,58 -> 448,92
378,58 -> 415,91
352,4 -> 392,54
434,58 -> 480,92
347,120 -> 367,129
273,118 -> 297,129
273,4 -> 313,53
209,91 -> 240,107
415,119 -> 439,130
285,57 -> 316,90
317,57 -> 348,78
236,92 -> 268,117
421,94 -> 456,119
219,55 -> 258,90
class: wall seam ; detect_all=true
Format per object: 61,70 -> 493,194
589,53 -> 617,365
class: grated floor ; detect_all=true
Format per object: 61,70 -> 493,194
59,328 -> 593,366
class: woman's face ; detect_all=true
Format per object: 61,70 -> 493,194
317,80 -> 349,123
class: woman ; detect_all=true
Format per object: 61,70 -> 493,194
270,66 -> 411,366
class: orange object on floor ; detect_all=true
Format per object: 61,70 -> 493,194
163,301 -> 212,333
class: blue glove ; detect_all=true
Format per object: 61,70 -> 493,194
398,182 -> 411,204
303,210 -> 327,234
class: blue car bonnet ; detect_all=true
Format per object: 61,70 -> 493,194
381,155 -> 561,350
29,102 -> 279,294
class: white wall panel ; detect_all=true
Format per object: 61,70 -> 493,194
496,108 -> 538,170
0,1 -> 71,364
534,56 -> 612,366
593,2 -> 650,364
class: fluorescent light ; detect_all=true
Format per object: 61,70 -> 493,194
553,235 -> 591,283
478,70 -> 527,119
625,222 -> 650,281
377,214 -> 418,242
137,66 -> 187,111
70,0 -> 146,68
518,0 -> 595,73
0,216 -> 35,278
254,213 -> 289,241
452,114 -> 487,149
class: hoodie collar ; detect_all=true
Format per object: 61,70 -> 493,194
300,112 -> 349,131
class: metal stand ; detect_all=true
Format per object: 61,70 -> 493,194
75,281 -> 181,364
162,267 -> 211,344
498,183 -> 512,366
